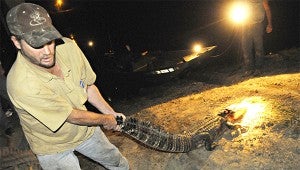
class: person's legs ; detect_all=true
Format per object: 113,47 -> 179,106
241,24 -> 255,71
76,126 -> 129,170
37,149 -> 81,170
253,22 -> 264,68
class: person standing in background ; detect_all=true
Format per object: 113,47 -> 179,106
241,0 -> 272,75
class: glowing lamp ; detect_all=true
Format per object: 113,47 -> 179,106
88,41 -> 94,47
229,2 -> 250,24
70,34 -> 74,40
193,44 -> 202,53
55,0 -> 63,10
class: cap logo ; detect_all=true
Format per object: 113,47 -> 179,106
6,3 -> 62,47
29,10 -> 46,26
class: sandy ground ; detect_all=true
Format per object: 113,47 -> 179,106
105,47 -> 299,170
0,47 -> 299,170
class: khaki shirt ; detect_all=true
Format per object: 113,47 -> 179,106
7,37 -> 96,154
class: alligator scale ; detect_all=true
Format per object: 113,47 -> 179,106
117,109 -> 243,153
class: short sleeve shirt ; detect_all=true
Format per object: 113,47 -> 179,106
7,37 -> 96,154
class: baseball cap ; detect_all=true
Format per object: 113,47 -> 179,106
6,3 -> 62,48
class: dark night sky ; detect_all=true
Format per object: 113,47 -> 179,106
0,0 -> 299,98
26,0 -> 300,55
1,0 -> 299,70
50,1 -> 224,52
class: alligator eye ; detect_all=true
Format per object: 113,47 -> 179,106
218,109 -> 229,117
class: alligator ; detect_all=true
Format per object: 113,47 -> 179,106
116,109 -> 244,153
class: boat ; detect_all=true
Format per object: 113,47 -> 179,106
94,45 -> 217,100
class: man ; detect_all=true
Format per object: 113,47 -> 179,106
6,3 -> 129,169
241,0 -> 272,75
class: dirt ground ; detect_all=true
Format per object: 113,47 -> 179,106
0,47 -> 299,170
105,47 -> 299,170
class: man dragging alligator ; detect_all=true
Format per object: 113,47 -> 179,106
5,2 -> 248,169
5,3 -> 129,169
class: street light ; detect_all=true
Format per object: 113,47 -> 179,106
55,0 -> 63,11
70,34 -> 74,40
88,40 -> 97,57
52,0 -> 74,13
69,34 -> 78,44
193,44 -> 202,53
88,41 -> 94,47
228,2 -> 250,24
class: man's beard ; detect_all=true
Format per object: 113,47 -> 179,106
20,50 -> 56,69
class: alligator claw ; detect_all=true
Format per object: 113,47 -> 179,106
205,140 -> 218,151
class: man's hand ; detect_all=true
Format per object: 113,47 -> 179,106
102,114 -> 118,130
102,113 -> 126,131
112,112 -> 126,131
114,112 -> 126,122
266,24 -> 273,33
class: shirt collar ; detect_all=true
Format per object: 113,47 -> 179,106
17,50 -> 71,83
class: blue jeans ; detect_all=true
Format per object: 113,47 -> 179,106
241,22 -> 264,70
37,127 -> 129,170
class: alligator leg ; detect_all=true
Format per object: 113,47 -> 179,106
203,134 -> 217,151
191,132 -> 216,151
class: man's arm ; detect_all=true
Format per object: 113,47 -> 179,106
86,84 -> 117,114
263,0 -> 273,33
66,109 -> 117,130
66,84 -> 124,130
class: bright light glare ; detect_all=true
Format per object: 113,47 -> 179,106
193,44 -> 202,53
229,2 -> 250,24
55,0 -> 63,9
88,41 -> 94,47
227,97 -> 266,128
70,34 -> 74,40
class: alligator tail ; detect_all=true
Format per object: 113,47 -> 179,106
120,117 -> 195,152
